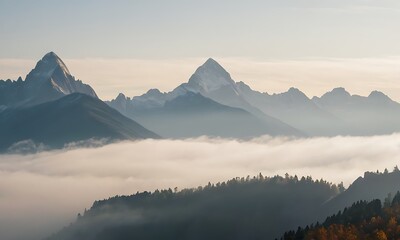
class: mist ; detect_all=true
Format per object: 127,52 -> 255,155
1,135 -> 400,240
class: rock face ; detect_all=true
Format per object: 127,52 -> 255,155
0,52 -> 97,107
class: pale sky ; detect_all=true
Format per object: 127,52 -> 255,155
1,0 -> 400,100
1,0 -> 400,58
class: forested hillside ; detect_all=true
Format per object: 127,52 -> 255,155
48,174 -> 340,240
48,169 -> 400,240
282,192 -> 400,240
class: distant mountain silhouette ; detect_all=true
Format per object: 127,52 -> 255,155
169,58 -> 278,119
123,92 -> 302,138
0,52 -> 97,107
236,84 -> 346,136
109,58 -> 400,137
108,59 -> 303,138
3,53 -> 400,146
0,93 -> 158,152
312,87 -> 400,135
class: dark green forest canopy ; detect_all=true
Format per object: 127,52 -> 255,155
48,174 -> 341,240
48,169 -> 400,240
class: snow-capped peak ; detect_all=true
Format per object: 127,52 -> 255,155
186,58 -> 235,93
20,51 -> 98,100
26,51 -> 71,83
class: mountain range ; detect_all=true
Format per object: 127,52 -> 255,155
2,51 -> 400,151
108,57 -> 400,137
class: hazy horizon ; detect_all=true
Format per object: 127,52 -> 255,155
1,55 -> 400,101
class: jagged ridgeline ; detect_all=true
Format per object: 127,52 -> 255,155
47,174 -> 341,240
3,52 -> 400,152
107,58 -> 400,138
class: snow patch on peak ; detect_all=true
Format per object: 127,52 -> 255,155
49,79 -> 68,94
187,58 -> 235,93
26,52 -> 71,83
40,51 -> 70,74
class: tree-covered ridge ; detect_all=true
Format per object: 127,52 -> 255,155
282,191 -> 400,240
48,174 -> 341,240
91,173 -> 342,212
317,167 -> 400,221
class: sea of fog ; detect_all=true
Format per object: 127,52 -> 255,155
1,134 -> 400,240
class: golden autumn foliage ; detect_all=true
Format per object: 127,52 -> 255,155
304,205 -> 400,240
282,192 -> 400,240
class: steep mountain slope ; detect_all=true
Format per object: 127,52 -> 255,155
108,59 -> 302,138
115,92 -> 302,138
0,93 -> 158,152
171,58 -> 270,118
167,59 -> 344,136
0,52 -> 97,107
320,169 -> 400,219
108,58 -> 264,117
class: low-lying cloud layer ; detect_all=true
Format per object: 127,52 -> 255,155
1,135 -> 400,240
